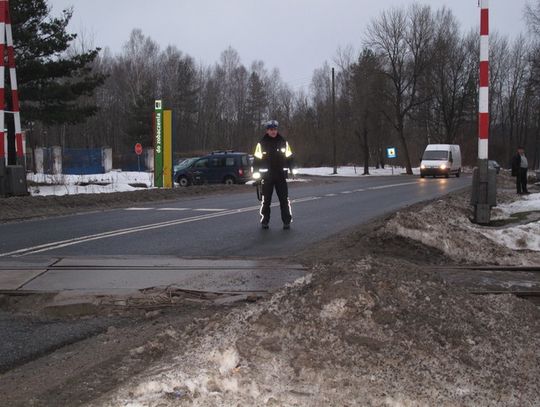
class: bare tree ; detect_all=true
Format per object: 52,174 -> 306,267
525,1 -> 540,36
366,4 -> 435,174
416,8 -> 476,146
350,49 -> 387,174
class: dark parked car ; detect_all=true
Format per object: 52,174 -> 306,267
174,151 -> 251,187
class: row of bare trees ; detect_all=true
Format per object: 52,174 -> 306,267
33,3 -> 540,170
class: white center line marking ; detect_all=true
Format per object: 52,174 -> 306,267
193,208 -> 227,212
157,208 -> 191,211
291,196 -> 321,203
367,181 -> 419,190
125,208 -> 153,211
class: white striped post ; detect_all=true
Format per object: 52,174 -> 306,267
0,0 -> 6,166
472,0 -> 495,225
478,0 -> 489,159
0,0 -> 23,165
0,133 -> 6,164
5,0 -> 23,163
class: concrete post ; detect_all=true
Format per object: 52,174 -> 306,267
102,147 -> 112,173
145,148 -> 154,172
34,147 -> 44,173
473,159 -> 491,224
52,146 -> 62,175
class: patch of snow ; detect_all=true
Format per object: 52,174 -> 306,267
491,193 -> 540,218
27,171 -> 154,196
296,166 -> 420,177
482,192 -> 540,251
480,222 -> 540,251
213,348 -> 240,375
25,166 -> 415,197
320,298 -> 348,319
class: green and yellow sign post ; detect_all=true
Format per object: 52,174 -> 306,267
154,100 -> 173,188
163,110 -> 173,188
154,100 -> 164,187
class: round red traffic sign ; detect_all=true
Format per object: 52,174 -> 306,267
134,143 -> 143,155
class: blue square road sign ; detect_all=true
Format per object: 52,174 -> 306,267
386,147 -> 397,159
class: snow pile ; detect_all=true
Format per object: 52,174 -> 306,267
481,222 -> 540,251
479,193 -> 540,251
384,189 -> 540,264
491,192 -> 540,218
27,171 -> 153,196
94,258 -> 540,406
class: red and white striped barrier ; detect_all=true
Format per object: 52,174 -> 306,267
0,132 -> 6,163
478,0 -> 489,160
0,0 -> 23,163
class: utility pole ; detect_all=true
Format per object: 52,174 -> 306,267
471,0 -> 496,224
332,67 -> 337,175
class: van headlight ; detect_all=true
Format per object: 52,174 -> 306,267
292,169 -> 298,175
440,164 -> 447,170
252,172 -> 261,180
420,164 -> 426,170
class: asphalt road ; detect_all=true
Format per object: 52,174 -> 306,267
0,175 -> 470,258
0,312 -> 123,373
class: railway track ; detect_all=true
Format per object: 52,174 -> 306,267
430,265 -> 540,304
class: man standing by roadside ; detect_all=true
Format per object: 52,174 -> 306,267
511,146 -> 529,195
252,120 -> 295,229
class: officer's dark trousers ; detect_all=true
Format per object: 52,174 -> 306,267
260,176 -> 292,224
516,168 -> 528,193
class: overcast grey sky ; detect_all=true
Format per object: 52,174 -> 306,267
48,0 -> 529,88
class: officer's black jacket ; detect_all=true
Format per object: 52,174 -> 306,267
253,133 -> 294,178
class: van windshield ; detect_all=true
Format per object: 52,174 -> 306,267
423,151 -> 449,161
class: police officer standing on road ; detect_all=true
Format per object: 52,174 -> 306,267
253,120 -> 295,229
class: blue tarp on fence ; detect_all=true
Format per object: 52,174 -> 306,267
63,148 -> 104,175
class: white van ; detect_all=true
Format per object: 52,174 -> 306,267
420,144 -> 461,178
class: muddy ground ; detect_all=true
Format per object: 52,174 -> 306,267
0,174 -> 539,406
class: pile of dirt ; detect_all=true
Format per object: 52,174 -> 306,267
89,187 -> 540,406
92,261 -> 539,407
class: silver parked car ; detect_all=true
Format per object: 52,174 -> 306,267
488,160 -> 501,174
